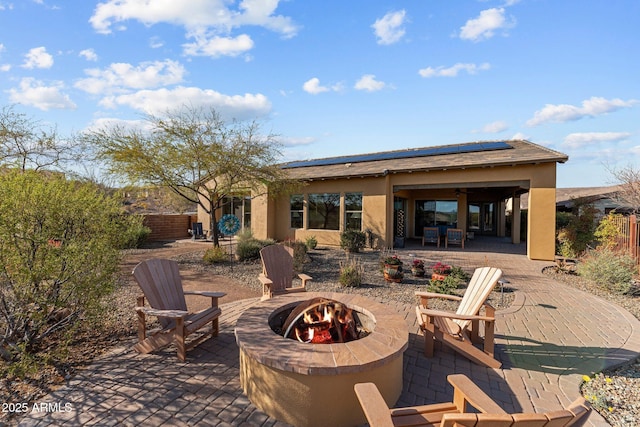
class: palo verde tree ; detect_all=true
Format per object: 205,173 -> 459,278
83,106 -> 291,246
0,104 -> 83,173
0,170 -> 140,371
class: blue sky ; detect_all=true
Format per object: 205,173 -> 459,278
0,0 -> 638,188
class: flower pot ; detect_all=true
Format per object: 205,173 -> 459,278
411,268 -> 425,277
383,264 -> 403,283
431,272 -> 449,281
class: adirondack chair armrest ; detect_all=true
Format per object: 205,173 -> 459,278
447,374 -> 507,414
183,290 -> 227,299
297,273 -> 312,287
417,307 -> 495,323
415,291 -> 463,304
135,306 -> 189,318
258,273 -> 273,286
354,383 -> 396,427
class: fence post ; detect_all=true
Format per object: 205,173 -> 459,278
629,215 -> 638,261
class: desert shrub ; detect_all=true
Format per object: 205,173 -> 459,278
577,248 -> 637,295
305,235 -> 318,250
427,275 -> 460,295
555,201 -> 598,257
117,214 -> 151,249
449,266 -> 471,283
284,240 -> 308,272
339,256 -> 365,287
594,212 -> 624,250
203,246 -> 229,263
236,239 -> 267,261
0,170 -> 130,372
340,229 -> 366,253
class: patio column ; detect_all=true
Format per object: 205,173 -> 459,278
511,195 -> 521,244
527,188 -> 556,260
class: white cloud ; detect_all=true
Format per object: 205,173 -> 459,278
75,59 -> 186,94
526,97 -> 638,126
372,10 -> 407,45
481,120 -> 508,133
99,86 -> 271,121
354,74 -> 386,92
0,64 -> 10,72
22,46 -> 54,69
459,8 -> 515,42
419,62 -> 490,78
302,77 -> 329,95
79,48 -> 98,61
149,36 -> 164,49
563,132 -> 631,149
511,132 -> 529,141
183,34 -> 254,58
8,77 -> 76,111
89,0 -> 299,39
278,136 -> 316,147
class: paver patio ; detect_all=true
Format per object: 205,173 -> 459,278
17,239 -> 640,427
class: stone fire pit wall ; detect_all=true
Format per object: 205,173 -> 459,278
235,292 -> 409,427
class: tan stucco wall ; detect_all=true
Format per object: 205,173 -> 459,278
527,188 -> 557,261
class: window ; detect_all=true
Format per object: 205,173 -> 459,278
290,195 -> 304,229
221,195 -> 251,229
345,192 -> 363,230
308,193 -> 340,230
415,200 -> 458,235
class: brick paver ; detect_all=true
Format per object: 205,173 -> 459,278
17,239 -> 640,426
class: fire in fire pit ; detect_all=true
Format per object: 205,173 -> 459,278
270,297 -> 372,344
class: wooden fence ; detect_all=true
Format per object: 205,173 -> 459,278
610,214 -> 640,264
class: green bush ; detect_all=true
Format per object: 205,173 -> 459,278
0,170 -> 130,371
305,235 -> 318,250
203,246 -> 229,263
555,201 -> 598,257
339,257 -> 365,287
577,248 -> 637,295
118,215 -> 151,249
236,238 -> 267,261
284,240 -> 308,272
427,274 -> 460,295
340,229 -> 366,253
449,266 -> 471,283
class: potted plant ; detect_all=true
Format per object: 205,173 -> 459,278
382,255 -> 403,283
411,259 -> 425,277
431,262 -> 452,281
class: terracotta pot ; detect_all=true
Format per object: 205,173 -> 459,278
383,264 -> 403,283
431,272 -> 449,281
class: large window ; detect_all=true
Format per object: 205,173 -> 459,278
308,193 -> 340,230
415,200 -> 457,235
345,192 -> 363,230
290,195 -> 304,229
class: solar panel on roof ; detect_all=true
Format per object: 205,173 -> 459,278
283,141 -> 513,169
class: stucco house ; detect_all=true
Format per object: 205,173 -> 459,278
201,139 -> 568,261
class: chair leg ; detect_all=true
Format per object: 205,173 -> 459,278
175,318 -> 186,362
212,318 -> 219,337
137,311 -> 147,342
424,323 -> 435,357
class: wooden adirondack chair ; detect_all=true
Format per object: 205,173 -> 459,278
445,228 -> 464,248
422,227 -> 440,247
132,258 -> 226,361
355,374 -> 591,427
415,266 -> 502,368
259,244 -> 312,300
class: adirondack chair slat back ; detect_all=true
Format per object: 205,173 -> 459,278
454,267 -> 502,330
133,259 -> 188,327
260,245 -> 295,290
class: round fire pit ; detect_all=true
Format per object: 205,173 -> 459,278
235,292 -> 408,427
